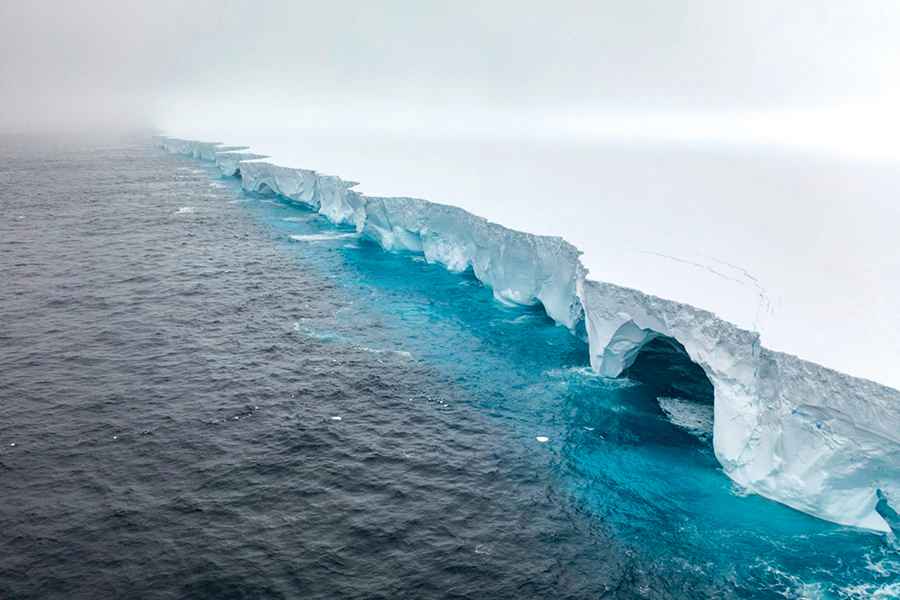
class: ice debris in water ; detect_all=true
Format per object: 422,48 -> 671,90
657,396 -> 714,440
536,436 -> 550,443
159,135 -> 900,533
331,416 -> 342,421
289,233 -> 357,242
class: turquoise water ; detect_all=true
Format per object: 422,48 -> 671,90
216,162 -> 898,598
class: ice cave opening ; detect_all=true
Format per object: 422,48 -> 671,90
621,335 -> 714,405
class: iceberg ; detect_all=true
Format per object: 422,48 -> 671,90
158,136 -> 900,533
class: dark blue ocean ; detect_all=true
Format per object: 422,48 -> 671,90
0,135 -> 897,599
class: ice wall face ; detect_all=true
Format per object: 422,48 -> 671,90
215,152 -> 268,177
360,196 -> 585,328
750,350 -> 900,532
238,161 -> 366,228
159,138 -> 247,161
158,136 -> 900,533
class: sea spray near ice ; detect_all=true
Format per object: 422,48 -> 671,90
158,136 -> 900,533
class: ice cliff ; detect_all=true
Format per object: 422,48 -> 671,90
159,136 -> 900,534
215,151 -> 269,177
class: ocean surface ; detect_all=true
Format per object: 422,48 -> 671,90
0,135 -> 897,599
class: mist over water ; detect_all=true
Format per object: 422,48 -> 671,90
3,1 -> 900,156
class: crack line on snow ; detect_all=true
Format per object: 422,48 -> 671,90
634,250 -> 772,332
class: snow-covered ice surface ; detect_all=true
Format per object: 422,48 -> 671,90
158,135 -> 899,533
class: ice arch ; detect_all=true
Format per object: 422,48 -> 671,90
580,277 -> 761,461
579,279 -> 898,532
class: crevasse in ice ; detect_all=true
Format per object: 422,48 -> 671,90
159,136 -> 900,534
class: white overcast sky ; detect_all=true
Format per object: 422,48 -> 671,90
2,1 -> 900,158
3,1 -> 899,387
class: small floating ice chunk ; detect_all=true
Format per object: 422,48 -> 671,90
331,416 -> 342,421
536,436 -> 549,443
289,233 -> 357,242
9,442 -> 16,447
175,206 -> 196,214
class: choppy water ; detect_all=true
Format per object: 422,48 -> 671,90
0,135 -> 897,599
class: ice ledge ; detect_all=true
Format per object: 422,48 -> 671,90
158,136 -> 900,533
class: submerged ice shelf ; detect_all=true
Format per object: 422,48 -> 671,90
159,136 -> 900,534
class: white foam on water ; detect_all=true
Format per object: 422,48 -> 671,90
504,314 -> 538,324
837,582 -> 900,600
292,322 -> 341,341
175,206 -> 196,214
358,346 -> 412,359
863,548 -> 900,578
